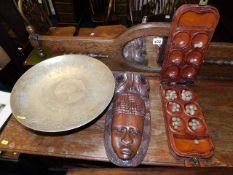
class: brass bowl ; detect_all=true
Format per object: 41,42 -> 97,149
11,55 -> 115,132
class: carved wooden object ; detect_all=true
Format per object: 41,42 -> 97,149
104,72 -> 150,167
160,4 -> 219,167
27,22 -> 170,72
27,22 -> 233,78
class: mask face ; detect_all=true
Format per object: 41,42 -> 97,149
111,92 -> 145,160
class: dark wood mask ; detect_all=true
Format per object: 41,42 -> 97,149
104,72 -> 151,167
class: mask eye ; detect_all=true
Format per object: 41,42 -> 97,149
116,75 -> 124,82
114,127 -> 126,133
141,77 -> 146,84
129,128 -> 137,136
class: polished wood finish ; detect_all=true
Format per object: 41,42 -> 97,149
26,22 -> 233,80
159,5 -> 219,166
66,167 -> 233,175
0,77 -> 233,167
27,22 -> 169,72
90,25 -> 127,38
160,85 -> 214,162
104,72 -> 151,166
161,4 -> 219,82
47,27 -> 76,36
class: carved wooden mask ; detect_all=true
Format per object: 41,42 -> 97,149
104,72 -> 151,167
111,92 -> 145,160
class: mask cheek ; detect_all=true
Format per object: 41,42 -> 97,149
111,132 -> 122,155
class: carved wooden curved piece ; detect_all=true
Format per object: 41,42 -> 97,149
160,85 -> 214,162
27,22 -> 170,72
160,4 -> 219,166
104,72 -> 150,167
27,21 -> 233,73
161,4 -> 220,82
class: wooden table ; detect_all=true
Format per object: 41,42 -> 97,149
0,76 -> 233,167
66,167 -> 233,175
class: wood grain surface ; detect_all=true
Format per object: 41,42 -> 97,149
0,77 -> 232,167
66,167 -> 233,175
26,23 -> 233,80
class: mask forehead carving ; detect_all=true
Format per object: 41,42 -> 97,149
114,92 -> 145,117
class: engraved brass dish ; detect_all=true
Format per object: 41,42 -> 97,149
11,55 -> 115,132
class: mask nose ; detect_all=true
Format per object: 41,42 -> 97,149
121,130 -> 133,145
